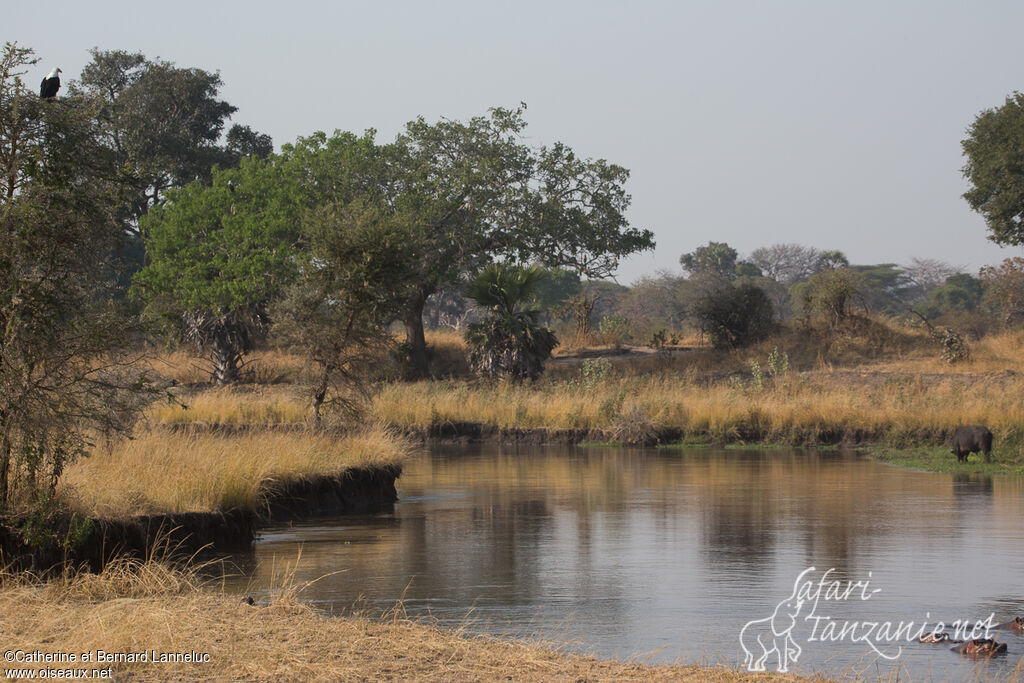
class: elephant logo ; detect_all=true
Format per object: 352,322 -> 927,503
739,572 -> 808,672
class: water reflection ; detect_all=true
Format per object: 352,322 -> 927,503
230,445 -> 1024,679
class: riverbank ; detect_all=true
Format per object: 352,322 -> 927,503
0,426 -> 409,571
0,559 -> 829,682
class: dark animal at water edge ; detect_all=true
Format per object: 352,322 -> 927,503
951,638 -> 1007,657
951,425 -> 993,463
39,67 -> 61,99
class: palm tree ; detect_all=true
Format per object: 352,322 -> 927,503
464,264 -> 557,381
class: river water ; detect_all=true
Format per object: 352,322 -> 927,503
229,445 -> 1024,681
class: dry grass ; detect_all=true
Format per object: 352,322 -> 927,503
147,385 -> 310,427
60,427 -> 412,518
371,327 -> 1024,456
141,348 -> 313,386
0,560 -> 828,682
372,373 -> 1024,447
136,326 -> 1024,454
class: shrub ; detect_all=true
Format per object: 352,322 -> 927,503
693,283 -> 775,349
598,315 -> 632,348
464,264 -> 558,381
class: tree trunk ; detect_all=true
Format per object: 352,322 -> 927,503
211,335 -> 240,385
403,287 -> 433,380
312,366 -> 329,427
0,433 -> 11,511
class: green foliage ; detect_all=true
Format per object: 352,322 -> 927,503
919,273 -> 984,317
361,105 -> 654,377
73,49 -> 257,235
680,241 -> 738,278
273,199 -> 418,422
598,389 -> 627,421
597,314 -> 632,347
962,92 -> 1024,246
464,264 -> 558,381
17,494 -> 93,550
0,43 -> 153,510
766,346 -> 790,382
693,283 -> 775,348
649,327 -> 669,350
580,357 -> 613,388
133,157 -> 301,383
531,267 -> 582,317
728,347 -> 791,394
793,267 -> 866,326
849,263 -> 913,313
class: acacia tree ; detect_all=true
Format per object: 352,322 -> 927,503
749,243 -> 825,285
132,157 -> 301,384
962,92 -> 1024,245
0,44 -> 150,510
272,199 -> 417,423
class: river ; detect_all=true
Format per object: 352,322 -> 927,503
228,444 -> 1024,680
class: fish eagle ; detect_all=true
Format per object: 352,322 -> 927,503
40,68 -> 62,99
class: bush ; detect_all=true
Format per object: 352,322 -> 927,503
598,315 -> 632,348
693,284 -> 775,349
464,264 -> 558,381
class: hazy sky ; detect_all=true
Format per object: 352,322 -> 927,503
11,1 -> 1024,283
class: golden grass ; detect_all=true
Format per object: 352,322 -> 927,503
137,326 -> 1024,454
0,560 -> 828,682
140,348 -> 313,386
147,385 -> 310,426
371,342 -> 1024,456
60,427 -> 412,518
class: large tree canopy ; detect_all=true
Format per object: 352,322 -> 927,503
73,49 -> 267,238
392,106 -> 654,376
962,92 -> 1024,246
132,157 -> 301,383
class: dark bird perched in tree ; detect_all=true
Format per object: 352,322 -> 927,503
39,67 -> 61,98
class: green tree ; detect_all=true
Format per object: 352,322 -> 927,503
272,200 -> 416,423
395,107 -> 653,378
132,157 -> 301,384
962,92 -> 1024,245
464,264 -> 558,381
928,273 -> 984,313
792,267 -> 865,326
850,263 -> 913,313
0,43 -> 150,510
73,49 -> 264,240
692,283 -> 774,349
531,267 -> 582,325
680,241 -> 739,279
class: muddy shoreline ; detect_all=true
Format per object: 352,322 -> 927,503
402,421 -> 941,447
0,465 -> 401,572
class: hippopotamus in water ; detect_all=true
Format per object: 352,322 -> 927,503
994,616 -> 1024,632
951,638 -> 1007,657
951,425 -> 993,463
